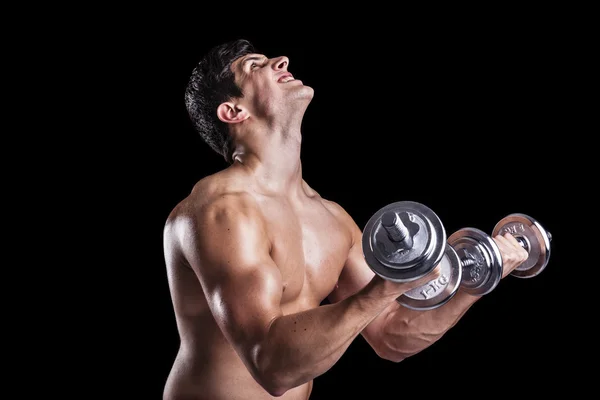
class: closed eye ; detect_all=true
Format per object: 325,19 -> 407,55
242,55 -> 268,73
251,60 -> 267,70
248,57 -> 268,70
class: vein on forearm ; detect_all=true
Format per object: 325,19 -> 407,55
379,290 -> 481,358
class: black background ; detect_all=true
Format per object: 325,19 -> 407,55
96,14 -> 591,399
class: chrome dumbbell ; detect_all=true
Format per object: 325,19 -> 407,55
452,213 -> 552,296
362,203 -> 552,311
405,213 -> 552,310
361,201 -> 462,310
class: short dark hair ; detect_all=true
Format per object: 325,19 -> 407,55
185,39 -> 256,164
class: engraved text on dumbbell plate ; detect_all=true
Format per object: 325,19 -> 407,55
404,255 -> 452,300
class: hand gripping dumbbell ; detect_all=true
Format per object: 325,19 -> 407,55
362,202 -> 552,311
449,213 -> 552,298
362,201 -> 463,310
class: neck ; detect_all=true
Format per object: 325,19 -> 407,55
232,126 -> 303,194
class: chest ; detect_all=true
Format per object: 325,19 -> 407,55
262,199 -> 351,305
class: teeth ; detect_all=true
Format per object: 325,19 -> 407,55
281,76 -> 294,83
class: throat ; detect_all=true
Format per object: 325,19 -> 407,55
234,152 -> 303,194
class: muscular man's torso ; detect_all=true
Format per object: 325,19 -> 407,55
163,167 -> 353,399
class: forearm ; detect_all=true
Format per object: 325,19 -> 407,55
374,230 -> 532,362
254,279 -> 397,395
375,289 -> 480,362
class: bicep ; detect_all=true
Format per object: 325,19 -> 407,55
326,212 -> 398,347
326,204 -> 376,304
327,234 -> 375,304
182,202 -> 283,356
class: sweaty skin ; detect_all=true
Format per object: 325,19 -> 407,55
162,51 -> 529,400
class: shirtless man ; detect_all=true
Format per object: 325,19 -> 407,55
162,39 -> 529,399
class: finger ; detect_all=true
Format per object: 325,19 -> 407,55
502,233 -> 529,260
492,234 -> 512,252
492,235 -> 518,277
494,234 -> 519,259
493,234 -> 528,276
502,232 -> 525,250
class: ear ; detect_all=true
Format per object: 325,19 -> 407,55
217,102 -> 249,124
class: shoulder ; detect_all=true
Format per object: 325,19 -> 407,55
164,170 -> 263,243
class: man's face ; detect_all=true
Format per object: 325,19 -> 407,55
230,53 -> 314,120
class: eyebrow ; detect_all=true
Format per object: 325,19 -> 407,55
241,55 -> 265,67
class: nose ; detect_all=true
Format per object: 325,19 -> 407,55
272,56 -> 289,71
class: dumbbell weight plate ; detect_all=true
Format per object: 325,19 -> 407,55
492,213 -> 552,278
397,244 -> 462,310
448,227 -> 503,296
362,201 -> 446,282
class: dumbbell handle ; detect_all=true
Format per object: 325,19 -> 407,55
515,236 -> 529,251
460,258 -> 477,268
382,211 -> 414,247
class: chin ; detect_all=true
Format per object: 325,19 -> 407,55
295,85 -> 315,101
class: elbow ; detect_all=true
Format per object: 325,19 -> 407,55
381,353 -> 406,363
374,344 -> 407,363
371,335 -> 408,363
265,386 -> 288,398
255,371 -> 287,397
251,347 -> 294,397
253,370 -> 291,397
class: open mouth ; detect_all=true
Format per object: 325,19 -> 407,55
278,74 -> 295,83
